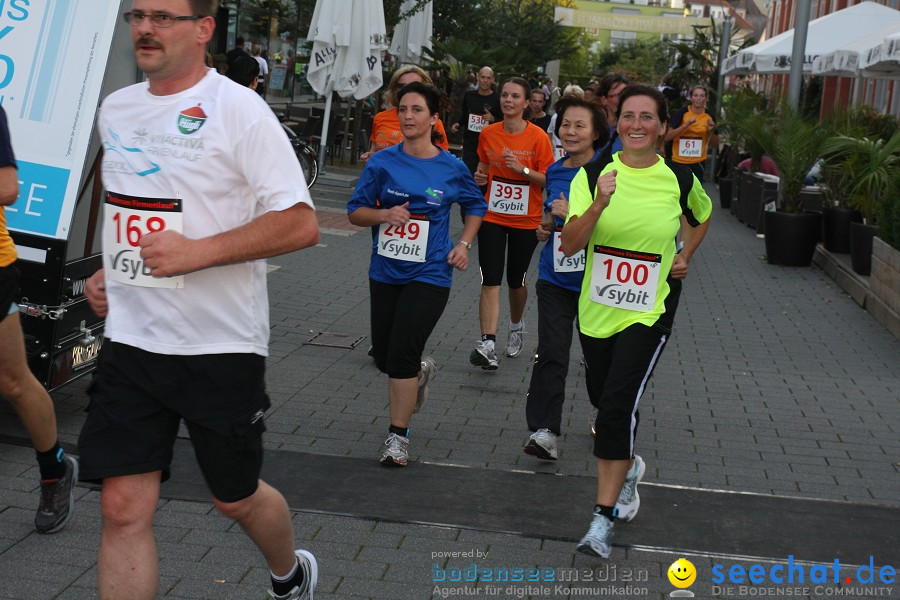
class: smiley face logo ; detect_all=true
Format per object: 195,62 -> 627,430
668,558 -> 697,588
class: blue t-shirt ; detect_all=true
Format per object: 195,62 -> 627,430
347,144 -> 486,287
537,151 -> 603,291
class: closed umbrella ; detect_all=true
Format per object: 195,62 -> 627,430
389,0 -> 433,66
307,0 -> 386,171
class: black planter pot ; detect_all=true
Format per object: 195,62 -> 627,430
718,178 -> 732,209
849,222 -> 878,276
822,207 -> 862,253
764,211 -> 822,267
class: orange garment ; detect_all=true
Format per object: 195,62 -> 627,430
671,109 -> 714,165
0,207 -> 15,267
476,121 -> 554,229
369,108 -> 450,152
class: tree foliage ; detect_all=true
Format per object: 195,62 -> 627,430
591,39 -> 671,85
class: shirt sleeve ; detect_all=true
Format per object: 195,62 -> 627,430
565,167 -> 592,222
533,128 -> 555,173
686,176 -> 713,225
347,160 -> 382,214
670,108 -> 685,129
435,119 -> 449,151
456,161 -> 487,217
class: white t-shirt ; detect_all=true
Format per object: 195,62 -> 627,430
98,69 -> 314,356
254,55 -> 268,81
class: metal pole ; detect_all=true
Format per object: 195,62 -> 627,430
710,15 -> 733,182
787,0 -> 811,109
319,80 -> 334,175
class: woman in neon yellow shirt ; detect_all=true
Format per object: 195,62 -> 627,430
560,84 -> 712,558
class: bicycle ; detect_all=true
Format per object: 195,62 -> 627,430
281,122 -> 318,189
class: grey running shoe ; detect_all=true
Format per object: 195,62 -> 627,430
576,510 -> 614,558
469,341 -> 499,370
35,455 -> 78,534
380,433 -> 410,467
267,548 -> 318,600
415,357 -> 437,413
615,455 -> 646,522
523,428 -> 558,461
505,325 -> 525,357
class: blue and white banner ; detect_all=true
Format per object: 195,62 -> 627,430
2,0 -> 121,239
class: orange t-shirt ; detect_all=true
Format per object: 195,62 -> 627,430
671,109 -> 714,165
0,207 -> 16,267
369,108 -> 450,152
476,121 -> 554,229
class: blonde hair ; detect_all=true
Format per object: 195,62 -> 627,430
386,65 -> 434,107
562,84 -> 584,98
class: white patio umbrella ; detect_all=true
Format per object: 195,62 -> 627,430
722,1 -> 900,75
306,0 -> 386,171
812,23 -> 900,77
858,28 -> 900,78
389,0 -> 433,65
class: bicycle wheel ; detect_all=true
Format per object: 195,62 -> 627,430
297,146 -> 318,189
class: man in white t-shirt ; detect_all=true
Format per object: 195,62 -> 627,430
252,44 -> 268,96
82,2 -> 320,599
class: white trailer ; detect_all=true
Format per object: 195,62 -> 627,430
5,1 -> 138,389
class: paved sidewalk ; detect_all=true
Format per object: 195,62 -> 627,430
1,170 -> 897,599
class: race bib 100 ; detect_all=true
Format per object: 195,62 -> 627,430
488,177 -> 528,215
589,245 -> 661,312
377,218 -> 430,263
103,192 -> 184,288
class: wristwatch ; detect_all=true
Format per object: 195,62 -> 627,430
458,240 -> 472,249
522,167 -> 531,176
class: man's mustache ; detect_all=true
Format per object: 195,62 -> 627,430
135,36 -> 162,50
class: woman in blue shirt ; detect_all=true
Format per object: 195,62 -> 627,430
524,97 -> 608,461
347,82 -> 485,467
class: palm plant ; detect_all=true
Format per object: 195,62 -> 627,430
719,86 -> 768,172
820,131 -> 900,223
752,103 -> 829,214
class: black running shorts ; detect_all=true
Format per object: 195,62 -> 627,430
0,263 -> 19,324
78,342 -> 270,503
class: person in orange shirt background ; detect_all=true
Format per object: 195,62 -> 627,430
361,65 -> 449,161
666,85 -> 717,181
470,77 -> 554,370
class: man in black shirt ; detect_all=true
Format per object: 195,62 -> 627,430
450,66 -> 502,174
226,36 -> 248,69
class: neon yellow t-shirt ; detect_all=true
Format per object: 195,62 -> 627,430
566,153 -> 712,339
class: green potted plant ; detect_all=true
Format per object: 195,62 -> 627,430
719,87 -> 770,223
820,130 -> 900,275
753,103 -> 830,266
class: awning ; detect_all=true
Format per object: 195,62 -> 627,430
812,22 -> 900,78
722,1 -> 900,75
858,28 -> 900,78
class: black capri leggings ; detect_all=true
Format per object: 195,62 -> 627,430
370,279 -> 450,379
477,220 -> 539,289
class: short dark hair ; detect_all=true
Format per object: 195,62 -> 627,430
615,83 -> 670,123
597,72 -> 631,98
530,88 -> 547,102
396,81 -> 449,146
192,1 -> 218,17
553,97 -> 610,150
226,55 -> 259,88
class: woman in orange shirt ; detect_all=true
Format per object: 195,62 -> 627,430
362,65 -> 449,161
470,77 -> 554,370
